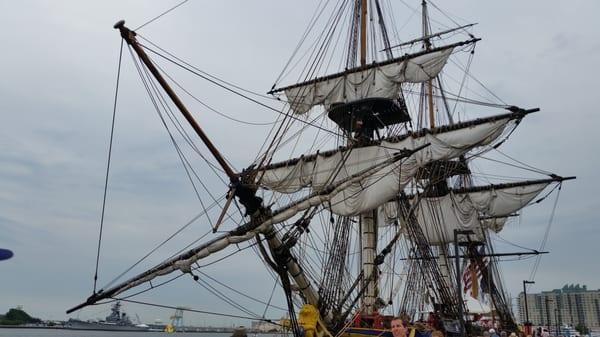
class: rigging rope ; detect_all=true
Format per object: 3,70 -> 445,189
138,34 -> 290,174
263,278 -> 282,318
528,184 -> 562,281
134,0 -> 190,31
130,49 -> 227,179
159,68 -> 277,126
396,0 -> 459,32
493,148 -> 555,176
198,270 -> 288,312
102,218 -> 210,291
119,298 -> 283,323
448,57 -> 508,106
273,0 -> 330,86
492,234 -> 542,254
138,35 -> 276,101
194,277 -> 262,318
401,87 -> 510,109
137,45 -> 223,175
450,45 -> 474,118
100,45 -> 236,290
138,43 -> 341,137
257,0 -> 350,172
93,39 -> 124,295
138,61 -> 218,227
427,1 -> 472,33
470,155 -> 555,176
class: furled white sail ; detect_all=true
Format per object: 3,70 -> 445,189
379,181 -> 553,245
284,48 -> 453,114
267,119 -> 514,216
260,117 -> 510,194
414,194 -> 484,245
379,194 -> 484,244
260,117 -> 511,217
481,217 -> 507,233
464,182 -> 550,217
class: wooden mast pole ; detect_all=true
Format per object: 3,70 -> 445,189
360,0 -> 367,66
358,0 -> 378,317
114,21 -> 236,181
427,80 -> 435,128
422,1 -> 435,128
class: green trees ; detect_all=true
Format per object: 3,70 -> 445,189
0,308 -> 42,325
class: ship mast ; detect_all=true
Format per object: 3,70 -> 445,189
422,1 -> 436,129
357,0 -> 379,317
360,0 -> 367,66
422,0 -> 452,305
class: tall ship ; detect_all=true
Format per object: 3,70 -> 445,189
67,301 -> 148,331
68,1 -> 574,337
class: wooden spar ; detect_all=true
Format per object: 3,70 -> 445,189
398,251 -> 549,261
450,176 -> 576,194
259,108 -> 537,171
390,176 -> 575,205
383,23 -> 476,51
360,0 -> 367,66
360,210 -> 377,315
113,21 -> 236,181
212,188 -> 235,233
422,0 -> 435,128
268,38 -> 479,95
427,80 -> 435,128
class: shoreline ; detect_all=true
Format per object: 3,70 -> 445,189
0,326 -> 285,334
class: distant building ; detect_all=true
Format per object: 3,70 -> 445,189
517,284 -> 600,329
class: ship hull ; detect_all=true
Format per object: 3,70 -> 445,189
340,327 -> 394,337
339,327 -> 432,337
66,319 -> 149,332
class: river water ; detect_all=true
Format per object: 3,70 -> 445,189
0,330 -> 252,337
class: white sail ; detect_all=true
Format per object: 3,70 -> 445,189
481,217 -> 507,233
464,182 -> 550,217
260,116 -> 512,217
284,48 -> 453,114
414,194 -> 483,245
261,117 -> 511,194
380,181 -> 553,245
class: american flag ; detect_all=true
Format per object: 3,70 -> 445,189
462,249 -> 489,301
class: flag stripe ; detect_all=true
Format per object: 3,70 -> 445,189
462,255 -> 489,301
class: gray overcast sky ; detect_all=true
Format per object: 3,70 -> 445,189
1,0 -> 599,327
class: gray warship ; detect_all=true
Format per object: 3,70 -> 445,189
66,301 -> 148,331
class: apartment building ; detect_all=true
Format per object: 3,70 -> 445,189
518,284 -> 600,329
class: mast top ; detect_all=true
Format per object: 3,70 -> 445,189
113,20 -> 125,29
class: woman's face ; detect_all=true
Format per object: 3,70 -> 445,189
391,319 -> 407,337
